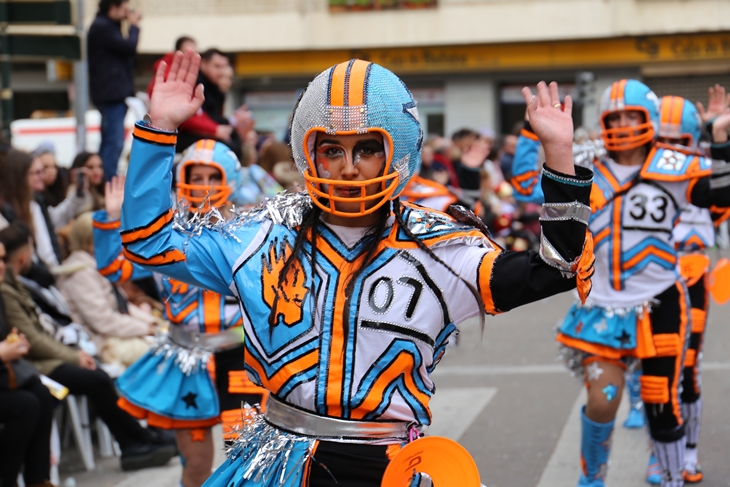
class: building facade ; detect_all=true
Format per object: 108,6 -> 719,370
10,0 -> 730,139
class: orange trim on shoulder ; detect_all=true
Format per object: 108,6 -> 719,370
477,249 -> 502,314
133,125 -> 177,146
520,128 -> 539,141
93,219 -> 120,231
121,209 -> 174,244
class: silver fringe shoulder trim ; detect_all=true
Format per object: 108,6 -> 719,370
573,140 -> 604,169
225,404 -> 316,486
172,190 -> 313,243
149,331 -> 211,375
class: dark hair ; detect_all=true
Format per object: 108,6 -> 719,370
0,221 -> 32,256
201,48 -> 228,62
175,36 -> 196,52
279,198 -> 487,341
451,128 -> 478,142
0,150 -> 35,233
72,152 -> 105,208
98,0 -> 127,14
43,166 -> 70,208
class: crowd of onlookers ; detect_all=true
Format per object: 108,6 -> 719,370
0,1 -> 554,485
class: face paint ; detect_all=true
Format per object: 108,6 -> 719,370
602,384 -> 618,402
586,362 -> 604,381
317,163 -> 331,178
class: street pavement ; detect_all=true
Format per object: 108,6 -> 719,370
63,270 -> 730,487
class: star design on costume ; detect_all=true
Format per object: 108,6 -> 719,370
656,149 -> 687,172
615,330 -> 631,347
575,321 -> 584,334
602,383 -> 618,402
593,320 -> 607,334
189,429 -> 206,442
182,392 -> 198,409
586,362 -> 604,381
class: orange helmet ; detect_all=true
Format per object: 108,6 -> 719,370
176,139 -> 241,211
289,59 -> 423,217
599,79 -> 659,152
658,96 -> 701,150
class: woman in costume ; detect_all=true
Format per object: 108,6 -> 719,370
510,79 -> 730,487
92,140 -> 267,487
120,50 -> 594,487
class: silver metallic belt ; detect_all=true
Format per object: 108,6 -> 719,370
263,395 -> 420,443
167,326 -> 243,352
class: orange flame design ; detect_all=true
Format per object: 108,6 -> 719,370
261,239 -> 309,327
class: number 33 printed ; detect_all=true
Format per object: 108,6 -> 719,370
629,194 -> 669,223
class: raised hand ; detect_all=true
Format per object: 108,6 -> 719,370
149,49 -> 205,132
522,81 -> 574,175
105,175 -> 125,220
461,137 -> 491,169
712,111 -> 730,143
696,84 -> 730,123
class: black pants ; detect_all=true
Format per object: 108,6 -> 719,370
640,282 -> 688,442
0,377 -> 54,485
681,275 -> 707,404
308,442 -> 389,487
48,364 -> 151,449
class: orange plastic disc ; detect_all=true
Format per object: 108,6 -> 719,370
381,436 -> 480,487
709,258 -> 730,305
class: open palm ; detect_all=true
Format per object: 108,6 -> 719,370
149,49 -> 205,132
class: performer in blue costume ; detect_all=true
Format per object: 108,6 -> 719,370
121,49 -> 595,487
93,140 -> 267,487
510,79 -> 730,487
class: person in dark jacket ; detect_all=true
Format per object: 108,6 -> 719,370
87,0 -> 141,181
0,241 -> 56,487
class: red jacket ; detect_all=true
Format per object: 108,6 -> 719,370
147,53 -> 219,137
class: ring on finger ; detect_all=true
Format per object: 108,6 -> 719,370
553,103 -> 561,108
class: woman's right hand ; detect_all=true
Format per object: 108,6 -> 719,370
149,49 -> 205,132
105,175 -> 125,220
0,328 -> 29,362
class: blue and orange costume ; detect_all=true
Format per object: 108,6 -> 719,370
511,80 -> 730,487
121,60 -> 595,487
94,139 -> 267,441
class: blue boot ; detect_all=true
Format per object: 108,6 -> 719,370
646,453 -> 662,485
578,407 -> 614,487
624,369 -> 645,429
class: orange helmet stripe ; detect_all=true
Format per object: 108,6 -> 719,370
347,59 -> 371,106
329,61 -> 350,106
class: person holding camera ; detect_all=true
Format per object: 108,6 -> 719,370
87,0 -> 141,181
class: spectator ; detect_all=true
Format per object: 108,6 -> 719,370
146,35 -> 197,98
87,0 -> 141,181
0,222 -> 177,471
56,212 -> 155,367
499,134 -> 518,181
69,152 -> 106,212
0,241 -> 55,487
450,128 -> 490,205
178,48 -> 240,156
0,150 -> 88,269
33,141 -> 69,208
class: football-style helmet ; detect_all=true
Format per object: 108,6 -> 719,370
289,59 -> 423,217
176,139 -> 241,209
657,95 -> 702,150
599,79 -> 660,152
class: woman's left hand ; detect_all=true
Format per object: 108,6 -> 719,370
522,81 -> 575,175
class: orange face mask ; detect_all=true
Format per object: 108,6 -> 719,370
600,108 -> 655,152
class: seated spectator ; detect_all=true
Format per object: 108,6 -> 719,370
0,149 -> 89,269
33,141 -> 69,208
0,241 -> 55,487
68,152 -> 106,212
56,212 -> 155,367
0,222 -> 176,471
